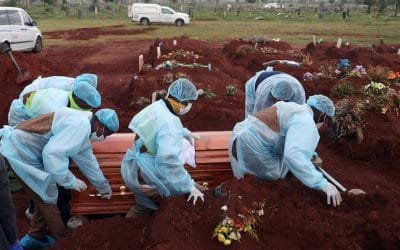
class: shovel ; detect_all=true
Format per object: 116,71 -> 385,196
2,44 -> 32,84
312,156 -> 365,195
262,60 -> 301,67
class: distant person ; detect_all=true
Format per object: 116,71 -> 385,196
245,69 -> 306,117
121,78 -> 204,218
0,108 -> 119,248
230,95 -> 342,207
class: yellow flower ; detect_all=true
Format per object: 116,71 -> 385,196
218,233 -> 226,243
219,227 -> 228,234
223,239 -> 232,246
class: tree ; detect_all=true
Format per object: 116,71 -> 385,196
364,0 -> 375,13
377,0 -> 387,12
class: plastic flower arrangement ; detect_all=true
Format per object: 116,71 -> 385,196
363,81 -> 388,95
349,65 -> 367,78
303,72 -> 314,81
387,71 -> 400,80
336,59 -> 351,77
212,201 -> 265,246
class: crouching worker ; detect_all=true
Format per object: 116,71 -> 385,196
230,95 -> 342,207
121,78 -> 204,218
0,107 -> 119,249
245,70 -> 306,117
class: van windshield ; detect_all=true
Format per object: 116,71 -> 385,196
161,8 -> 174,14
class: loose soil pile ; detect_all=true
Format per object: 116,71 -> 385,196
2,30 -> 400,249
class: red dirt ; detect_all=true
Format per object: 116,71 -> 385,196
1,30 -> 400,249
44,26 -> 156,40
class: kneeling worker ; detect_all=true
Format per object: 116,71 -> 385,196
0,108 -> 119,249
230,95 -> 342,207
121,78 -> 204,217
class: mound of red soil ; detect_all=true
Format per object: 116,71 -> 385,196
54,175 -> 400,249
44,26 -> 156,40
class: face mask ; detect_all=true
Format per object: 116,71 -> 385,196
178,103 -> 192,115
90,126 -> 105,142
315,113 -> 326,130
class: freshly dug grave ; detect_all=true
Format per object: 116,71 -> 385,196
1,32 -> 400,249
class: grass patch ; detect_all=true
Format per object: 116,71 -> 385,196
15,4 -> 400,47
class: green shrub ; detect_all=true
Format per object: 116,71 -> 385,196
236,44 -> 253,56
225,85 -> 237,96
331,80 -> 358,98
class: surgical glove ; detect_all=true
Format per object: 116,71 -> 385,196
184,132 -> 200,146
100,192 -> 112,200
72,178 -> 87,192
187,186 -> 204,205
322,182 -> 342,207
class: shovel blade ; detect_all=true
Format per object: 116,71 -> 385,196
15,70 -> 32,84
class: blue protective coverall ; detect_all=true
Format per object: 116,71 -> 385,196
0,107 -> 111,204
245,72 -> 306,117
121,100 -> 195,210
230,101 -> 328,191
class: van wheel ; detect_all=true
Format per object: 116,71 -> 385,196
140,18 -> 149,26
32,37 -> 42,53
175,19 -> 184,26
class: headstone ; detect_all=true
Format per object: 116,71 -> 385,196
157,47 -> 161,59
313,35 -> 316,46
397,49 -> 400,55
345,41 -> 349,46
253,42 -> 258,51
138,55 -> 144,73
336,38 -> 342,48
173,40 -> 177,46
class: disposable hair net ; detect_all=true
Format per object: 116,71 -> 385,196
95,108 -> 119,132
307,94 -> 335,117
72,80 -> 101,108
167,78 -> 198,102
76,73 -> 98,88
270,81 -> 294,101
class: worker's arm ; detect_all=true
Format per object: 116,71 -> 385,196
70,141 -> 111,195
283,122 -> 327,190
41,118 -> 90,189
245,75 -> 257,117
155,132 -> 194,195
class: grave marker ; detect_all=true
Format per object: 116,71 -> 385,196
336,38 -> 342,48
157,47 -> 161,59
313,35 -> 316,46
138,55 -> 144,73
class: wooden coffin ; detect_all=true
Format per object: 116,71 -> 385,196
70,131 -> 233,215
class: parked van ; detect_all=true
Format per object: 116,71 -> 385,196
129,3 -> 190,26
0,7 -> 42,52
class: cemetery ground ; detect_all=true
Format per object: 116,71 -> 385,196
1,13 -> 400,249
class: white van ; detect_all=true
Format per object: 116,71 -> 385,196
129,3 -> 190,26
0,7 -> 42,52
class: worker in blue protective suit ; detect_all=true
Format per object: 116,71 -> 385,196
121,78 -> 204,218
0,107 -> 119,249
8,74 -> 99,126
20,73 -> 98,97
230,94 -> 342,207
245,69 -> 306,117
